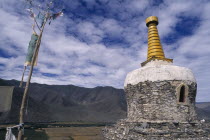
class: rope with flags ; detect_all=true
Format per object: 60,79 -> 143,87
19,5 -> 64,87
48,9 -> 64,25
5,124 -> 24,140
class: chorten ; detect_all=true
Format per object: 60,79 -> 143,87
103,16 -> 210,140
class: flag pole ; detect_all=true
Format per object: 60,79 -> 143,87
17,16 -> 48,140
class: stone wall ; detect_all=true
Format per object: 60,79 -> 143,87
103,120 -> 210,140
125,80 -> 197,123
103,76 -> 210,139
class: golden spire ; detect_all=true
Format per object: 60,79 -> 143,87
141,16 -> 173,66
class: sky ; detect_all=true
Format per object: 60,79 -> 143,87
0,0 -> 210,102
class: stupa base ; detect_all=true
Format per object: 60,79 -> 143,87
103,119 -> 210,140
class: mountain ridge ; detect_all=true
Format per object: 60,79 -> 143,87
0,78 -> 209,123
0,78 -> 127,123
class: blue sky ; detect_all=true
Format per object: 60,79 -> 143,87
0,0 -> 210,102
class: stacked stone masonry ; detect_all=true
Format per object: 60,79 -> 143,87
103,120 -> 210,140
126,80 -> 197,123
103,81 -> 210,140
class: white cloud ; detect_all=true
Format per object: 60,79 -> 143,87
100,18 -> 123,38
77,21 -> 104,43
129,0 -> 149,12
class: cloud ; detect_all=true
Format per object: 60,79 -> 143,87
77,21 -> 104,43
0,0 -> 210,102
100,18 -> 123,38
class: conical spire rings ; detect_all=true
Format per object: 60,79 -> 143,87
141,16 -> 173,66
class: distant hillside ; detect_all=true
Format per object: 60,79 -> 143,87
196,102 -> 210,121
0,78 -> 126,123
0,78 -> 209,123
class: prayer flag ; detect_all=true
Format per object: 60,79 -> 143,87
36,12 -> 45,28
5,128 -> 16,140
0,86 -> 14,113
52,11 -> 63,20
50,9 -> 64,20
25,33 -> 39,66
48,10 -> 64,25
26,8 -> 35,18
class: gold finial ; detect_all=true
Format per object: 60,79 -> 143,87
145,16 -> 158,27
141,16 -> 173,66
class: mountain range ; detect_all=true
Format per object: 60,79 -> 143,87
0,78 -> 209,123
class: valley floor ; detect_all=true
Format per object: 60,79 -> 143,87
44,126 -> 103,140
0,125 -> 104,140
